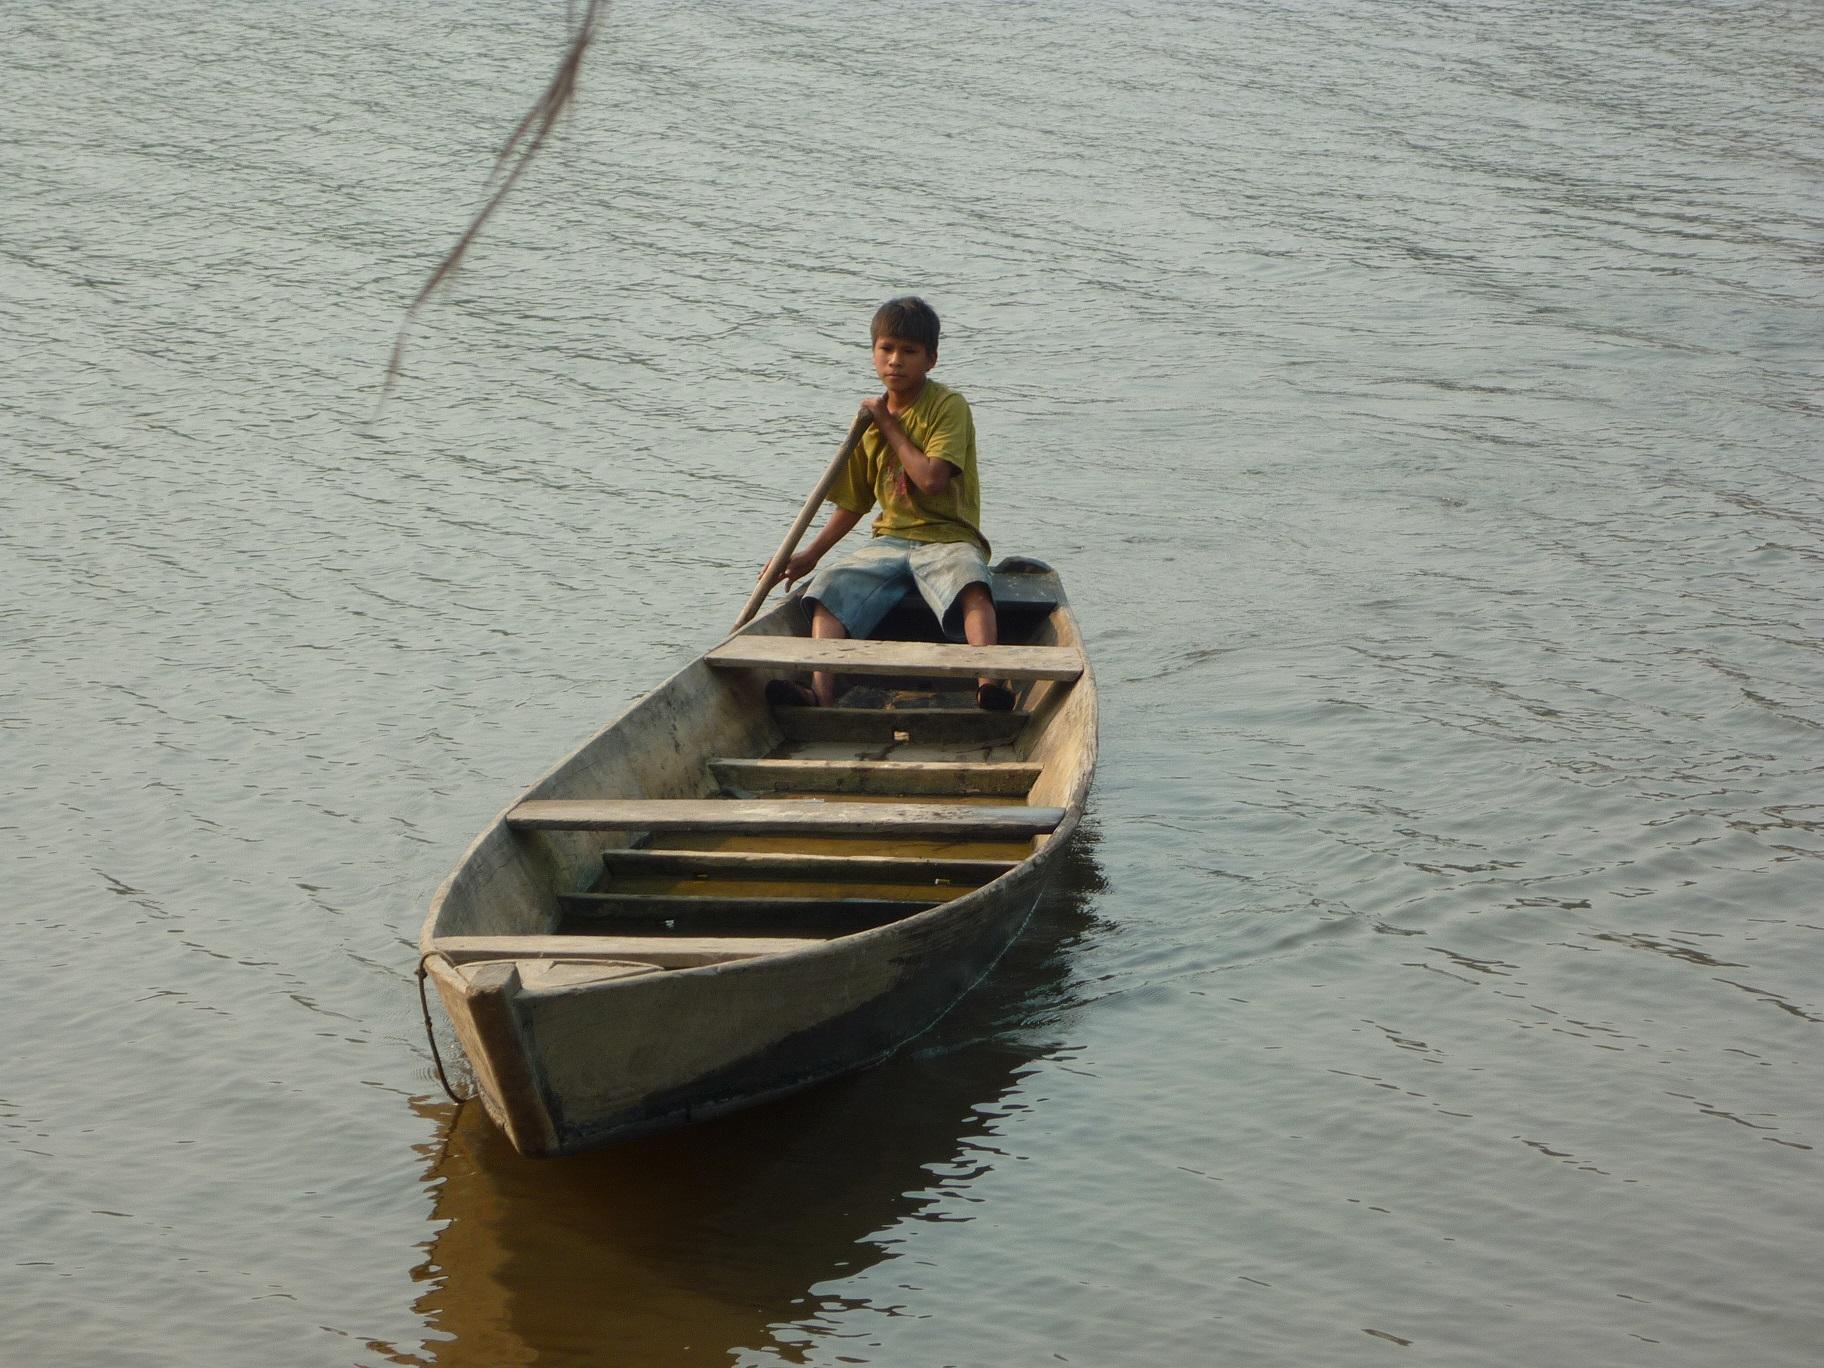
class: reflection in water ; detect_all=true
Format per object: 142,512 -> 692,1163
407,831 -> 1106,1366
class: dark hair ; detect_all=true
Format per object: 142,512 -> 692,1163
870,296 -> 940,353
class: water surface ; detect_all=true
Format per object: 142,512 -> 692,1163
4,1 -> 1821,1364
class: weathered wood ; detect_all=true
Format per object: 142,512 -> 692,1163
707,637 -> 1083,681
508,798 -> 1065,838
775,706 -> 1028,745
461,963 -> 559,1154
708,757 -> 1041,797
600,848 -> 1019,883
441,935 -> 824,967
561,892 -> 938,917
518,960 -> 663,989
558,892 -> 938,935
986,573 -> 1060,612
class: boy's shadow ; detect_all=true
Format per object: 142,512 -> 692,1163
406,829 -> 1108,1367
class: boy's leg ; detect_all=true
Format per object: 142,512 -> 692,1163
955,583 -> 1014,710
791,538 -> 917,707
809,601 -> 848,708
955,582 -> 997,647
908,543 -> 1015,711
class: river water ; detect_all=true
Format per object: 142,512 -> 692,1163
5,1 -> 1821,1364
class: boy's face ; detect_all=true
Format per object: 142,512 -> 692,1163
872,334 -> 937,399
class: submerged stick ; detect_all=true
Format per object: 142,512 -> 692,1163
382,0 -> 609,398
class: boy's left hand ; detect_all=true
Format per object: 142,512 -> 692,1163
779,547 -> 820,587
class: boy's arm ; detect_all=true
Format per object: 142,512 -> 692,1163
862,395 -> 958,495
781,505 -> 863,586
778,411 -> 876,586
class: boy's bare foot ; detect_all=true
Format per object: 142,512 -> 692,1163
976,680 -> 1015,712
766,679 -> 819,708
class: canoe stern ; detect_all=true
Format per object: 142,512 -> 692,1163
430,855 -> 1053,1157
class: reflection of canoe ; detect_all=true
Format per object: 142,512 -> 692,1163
420,556 -> 1096,1157
407,832 -> 1104,1364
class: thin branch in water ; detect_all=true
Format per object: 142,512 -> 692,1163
381,0 -> 608,399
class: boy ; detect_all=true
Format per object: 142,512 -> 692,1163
771,296 -> 1014,711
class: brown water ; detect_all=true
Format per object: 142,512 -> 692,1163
5,1 -> 1822,1364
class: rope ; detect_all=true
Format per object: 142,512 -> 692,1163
417,953 -> 474,1105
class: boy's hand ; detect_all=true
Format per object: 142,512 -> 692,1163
779,547 -> 821,588
859,393 -> 889,424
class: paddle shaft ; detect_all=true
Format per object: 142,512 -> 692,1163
733,407 -> 874,630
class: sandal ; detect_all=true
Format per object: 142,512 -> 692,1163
765,679 -> 819,708
976,680 -> 1015,712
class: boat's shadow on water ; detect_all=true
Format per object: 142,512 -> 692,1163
406,827 -> 1108,1368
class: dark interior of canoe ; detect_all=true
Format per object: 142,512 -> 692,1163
430,562 -> 1089,972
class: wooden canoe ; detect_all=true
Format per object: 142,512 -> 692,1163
419,556 -> 1096,1157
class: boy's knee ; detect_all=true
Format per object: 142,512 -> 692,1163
810,602 -> 848,638
950,582 -> 998,647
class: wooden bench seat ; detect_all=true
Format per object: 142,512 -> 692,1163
599,848 -> 1020,883
558,892 -> 940,935
774,706 -> 1029,745
708,757 -> 1041,797
561,892 -> 941,917
984,574 -> 1060,612
706,637 -> 1083,681
508,798 -> 1065,839
437,934 -> 824,968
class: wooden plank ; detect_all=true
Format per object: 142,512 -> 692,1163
601,848 -> 1019,883
561,892 -> 939,918
438,935 -> 824,967
558,893 -> 937,935
461,963 -> 559,1153
708,757 -> 1041,797
707,637 -> 1083,681
776,706 -> 1028,745
988,573 -> 1060,611
508,799 -> 1064,839
518,960 -> 663,989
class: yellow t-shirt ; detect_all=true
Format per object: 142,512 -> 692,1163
828,380 -> 988,554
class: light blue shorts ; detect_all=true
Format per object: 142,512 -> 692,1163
802,536 -> 992,641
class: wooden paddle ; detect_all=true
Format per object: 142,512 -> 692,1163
733,407 -> 875,630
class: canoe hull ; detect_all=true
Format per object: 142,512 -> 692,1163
428,838 -> 1062,1156
420,558 -> 1094,1156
